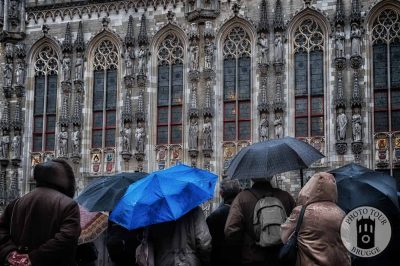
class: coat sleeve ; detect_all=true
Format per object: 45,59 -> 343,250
28,201 -> 81,265
224,195 -> 244,242
0,200 -> 18,264
193,207 -> 212,266
281,206 -> 300,244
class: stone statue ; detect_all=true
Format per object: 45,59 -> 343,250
72,126 -> 81,154
352,108 -> 362,142
75,53 -> 84,81
11,134 -> 21,159
203,117 -> 212,150
336,108 -> 348,141
259,112 -> 269,141
0,134 -> 9,158
4,64 -> 13,87
274,33 -> 283,63
121,123 -> 132,152
5,43 -> 13,58
335,25 -> 345,58
9,0 -> 18,18
204,21 -> 213,36
204,40 -> 215,69
135,122 -> 145,153
190,45 -> 199,71
274,113 -> 283,139
258,32 -> 269,64
62,56 -> 71,81
15,62 -> 25,86
137,46 -> 148,74
351,23 -> 362,57
189,117 -> 199,150
58,126 -> 68,156
124,47 -> 134,77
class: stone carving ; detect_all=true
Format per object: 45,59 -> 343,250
258,32 -> 269,64
190,45 -> 199,71
15,62 -> 25,86
75,53 -> 84,81
189,117 -> 199,150
351,23 -> 362,57
124,47 -> 134,77
58,126 -> 68,156
336,108 -> 348,141
137,45 -> 149,74
135,122 -> 145,153
9,0 -> 18,18
274,33 -> 283,63
204,40 -> 215,69
335,24 -> 345,58
72,125 -> 81,155
62,56 -> 71,81
259,112 -> 269,141
5,43 -> 14,59
203,117 -> 212,150
352,107 -> 362,142
274,113 -> 283,139
121,123 -> 132,152
3,64 -> 13,87
0,134 -> 10,158
11,134 -> 21,159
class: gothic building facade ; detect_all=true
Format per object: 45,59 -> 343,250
0,0 -> 400,208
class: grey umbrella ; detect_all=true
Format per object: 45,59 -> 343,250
227,136 -> 324,186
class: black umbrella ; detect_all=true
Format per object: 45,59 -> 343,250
75,172 -> 147,212
227,136 -> 324,185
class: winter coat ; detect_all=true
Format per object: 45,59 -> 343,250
149,206 -> 211,266
224,181 -> 295,265
206,200 -> 241,266
0,162 -> 81,266
281,172 -> 351,266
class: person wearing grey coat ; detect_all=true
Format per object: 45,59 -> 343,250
149,206 -> 211,266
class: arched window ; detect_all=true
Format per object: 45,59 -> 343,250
222,27 -> 252,141
372,9 -> 400,133
33,45 -> 59,152
92,40 -> 119,148
156,33 -> 184,145
293,18 -> 324,138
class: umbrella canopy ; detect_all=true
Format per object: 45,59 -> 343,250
75,172 -> 147,212
329,163 -> 399,213
109,164 -> 217,230
78,205 -> 108,244
227,136 -> 324,180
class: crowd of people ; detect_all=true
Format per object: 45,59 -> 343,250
0,159 -> 396,266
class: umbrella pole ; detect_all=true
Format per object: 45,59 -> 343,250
300,168 -> 304,188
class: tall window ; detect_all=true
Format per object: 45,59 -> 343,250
156,33 -> 184,145
33,45 -> 59,152
293,18 -> 324,138
372,9 -> 400,133
222,27 -> 251,141
92,40 -> 118,148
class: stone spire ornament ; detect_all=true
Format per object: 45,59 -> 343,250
12,99 -> 22,131
335,0 -> 345,26
0,102 -> 10,132
61,23 -> 73,54
351,0 -> 361,23
75,21 -> 85,53
273,0 -> 285,32
125,15 -> 135,48
122,92 -> 133,123
138,14 -> 149,47
258,0 -> 268,33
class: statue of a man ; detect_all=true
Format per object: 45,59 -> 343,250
72,126 -> 81,154
274,113 -> 283,139
5,43 -> 13,59
121,123 -> 132,152
336,108 -> 348,141
259,112 -> 269,141
11,134 -> 21,159
190,45 -> 199,71
351,23 -> 362,57
63,56 -> 71,81
124,47 -> 134,77
4,64 -> 13,87
0,134 -> 9,158
258,32 -> 269,64
75,53 -> 84,81
15,62 -> 25,86
58,126 -> 68,156
335,24 -> 345,58
137,46 -> 148,74
274,33 -> 283,63
204,40 -> 215,69
352,108 -> 362,142
203,117 -> 212,150
189,117 -> 198,150
135,122 -> 145,153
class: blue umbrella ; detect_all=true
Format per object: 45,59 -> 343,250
110,164 -> 217,230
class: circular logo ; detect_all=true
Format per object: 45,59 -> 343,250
340,206 -> 391,258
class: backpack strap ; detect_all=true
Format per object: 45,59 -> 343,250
292,205 -> 307,239
247,188 -> 273,200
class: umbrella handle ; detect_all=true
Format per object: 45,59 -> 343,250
300,168 -> 304,188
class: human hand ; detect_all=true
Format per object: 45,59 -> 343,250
7,251 -> 32,266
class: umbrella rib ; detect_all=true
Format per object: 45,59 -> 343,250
153,174 -> 177,221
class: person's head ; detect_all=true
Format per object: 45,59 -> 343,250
34,159 -> 76,198
219,179 -> 241,202
297,172 -> 337,205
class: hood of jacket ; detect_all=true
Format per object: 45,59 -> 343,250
33,161 -> 75,198
297,172 -> 337,205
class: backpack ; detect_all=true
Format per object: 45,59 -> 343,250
250,190 -> 287,247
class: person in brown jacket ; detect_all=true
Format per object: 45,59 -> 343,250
281,172 -> 351,266
0,159 -> 81,266
224,178 -> 295,266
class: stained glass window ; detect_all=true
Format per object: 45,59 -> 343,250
91,40 -> 119,148
156,33 -> 184,145
33,45 -> 59,152
223,27 -> 252,141
294,19 -> 325,138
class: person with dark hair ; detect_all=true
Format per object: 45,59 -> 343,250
0,159 -> 81,266
206,179 -> 242,266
